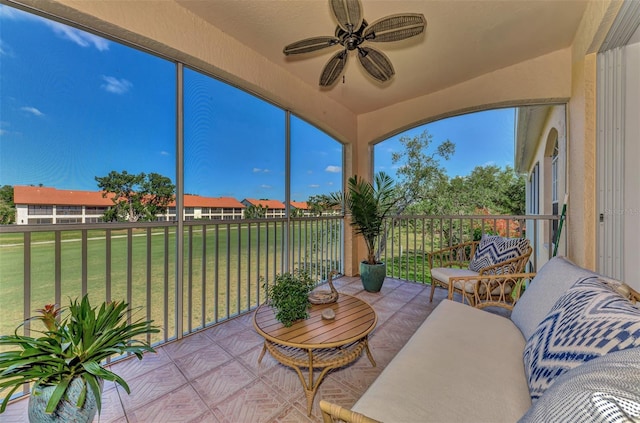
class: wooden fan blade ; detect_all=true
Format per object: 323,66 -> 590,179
283,36 -> 340,55
363,13 -> 426,42
320,50 -> 347,87
357,47 -> 394,83
330,0 -> 363,33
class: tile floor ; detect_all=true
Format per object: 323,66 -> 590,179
3,277 -> 456,422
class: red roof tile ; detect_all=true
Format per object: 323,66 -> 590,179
14,186 -> 114,206
241,198 -> 286,209
290,201 -> 308,210
14,186 -> 246,209
181,195 -> 245,208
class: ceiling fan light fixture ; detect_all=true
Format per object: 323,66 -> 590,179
283,0 -> 426,88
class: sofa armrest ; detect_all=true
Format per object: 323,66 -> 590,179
447,273 -> 537,310
319,400 -> 381,423
427,241 -> 478,269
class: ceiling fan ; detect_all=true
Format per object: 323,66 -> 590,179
283,0 -> 426,88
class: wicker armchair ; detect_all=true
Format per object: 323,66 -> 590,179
428,239 -> 533,309
320,400 -> 380,423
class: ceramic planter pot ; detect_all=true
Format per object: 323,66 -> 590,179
28,378 -> 101,423
360,261 -> 386,292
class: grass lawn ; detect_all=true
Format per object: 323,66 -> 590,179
0,222 -> 342,345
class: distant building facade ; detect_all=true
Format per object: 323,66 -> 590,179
13,186 -> 246,225
241,198 -> 286,218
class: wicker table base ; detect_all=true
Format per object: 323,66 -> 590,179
253,295 -> 377,415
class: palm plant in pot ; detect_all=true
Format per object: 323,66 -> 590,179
0,295 -> 159,422
331,172 -> 398,292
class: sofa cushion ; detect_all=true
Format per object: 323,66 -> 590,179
518,347 -> 640,422
511,256 -> 598,341
523,276 -> 640,401
468,235 -> 529,272
352,300 -> 531,422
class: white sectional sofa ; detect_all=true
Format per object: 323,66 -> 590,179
320,257 -> 640,423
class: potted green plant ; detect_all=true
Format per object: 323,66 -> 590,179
331,172 -> 397,292
264,269 -> 315,327
0,295 -> 159,422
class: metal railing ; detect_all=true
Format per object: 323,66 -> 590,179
379,214 -> 560,283
0,213 -> 558,401
0,216 -> 343,347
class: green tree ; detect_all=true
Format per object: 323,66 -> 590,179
307,194 -> 333,216
95,171 -> 175,222
0,185 -> 15,224
390,129 -> 455,214
244,204 -> 267,219
455,165 -> 525,215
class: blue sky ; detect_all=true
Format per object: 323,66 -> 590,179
0,5 -> 514,202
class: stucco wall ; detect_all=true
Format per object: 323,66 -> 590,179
357,48 -> 572,147
523,106 -> 568,268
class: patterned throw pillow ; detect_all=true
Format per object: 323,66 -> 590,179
468,235 -> 529,272
522,276 -> 640,401
518,348 -> 640,423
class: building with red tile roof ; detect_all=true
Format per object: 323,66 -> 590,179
241,198 -> 286,218
13,186 -> 246,224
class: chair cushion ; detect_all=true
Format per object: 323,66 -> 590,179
518,347 -> 640,423
468,235 -> 529,273
431,267 -> 479,293
431,267 -> 512,296
522,276 -> 640,401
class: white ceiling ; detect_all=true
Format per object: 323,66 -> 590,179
176,0 -> 588,115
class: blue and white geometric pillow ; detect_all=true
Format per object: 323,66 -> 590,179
522,276 -> 640,401
468,235 -> 529,272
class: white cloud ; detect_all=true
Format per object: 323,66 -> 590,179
309,184 -> 320,188
101,76 -> 132,95
46,21 -> 110,51
0,129 -> 7,136
327,182 -> 334,186
260,184 -> 272,189
21,106 -> 44,117
160,151 -> 170,156
0,5 -> 21,19
253,168 -> 270,173
0,6 -> 109,51
325,165 -> 341,173
0,40 -> 14,57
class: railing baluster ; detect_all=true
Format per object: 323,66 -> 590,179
147,227 -> 152,343
236,221 -> 241,315
81,229 -> 88,297
201,225 -> 207,329
163,226 -> 169,341
187,225 -> 193,332
55,231 -> 61,311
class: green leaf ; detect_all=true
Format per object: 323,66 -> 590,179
45,377 -> 71,414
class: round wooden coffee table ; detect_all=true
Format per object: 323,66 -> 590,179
253,294 -> 377,415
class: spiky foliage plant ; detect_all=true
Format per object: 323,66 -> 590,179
331,172 -> 398,264
0,295 -> 159,415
